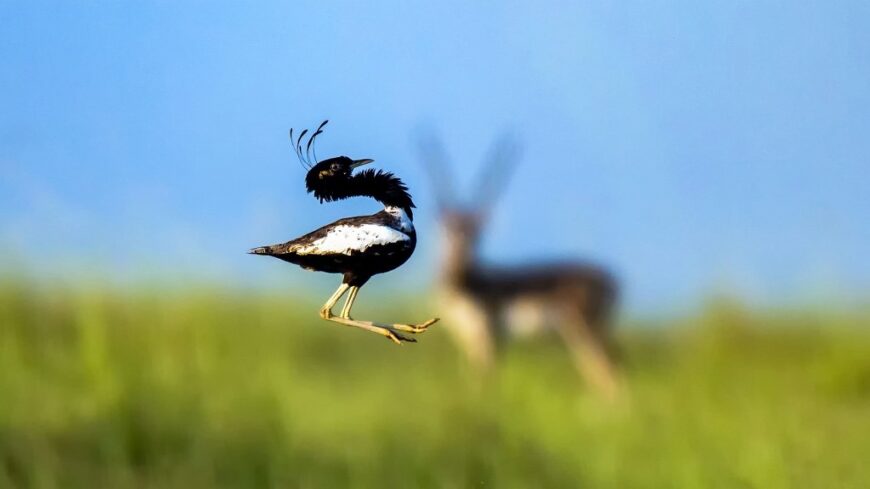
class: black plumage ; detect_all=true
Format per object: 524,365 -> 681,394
250,209 -> 416,287
306,161 -> 416,219
249,123 -> 437,344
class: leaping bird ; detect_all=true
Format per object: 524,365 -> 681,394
249,121 -> 438,344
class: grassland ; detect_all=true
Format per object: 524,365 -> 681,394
0,279 -> 868,488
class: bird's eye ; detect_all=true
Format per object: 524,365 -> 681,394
331,163 -> 342,172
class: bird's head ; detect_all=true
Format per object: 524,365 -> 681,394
304,156 -> 374,202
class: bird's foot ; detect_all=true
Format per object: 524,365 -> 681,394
383,328 -> 417,345
391,318 -> 440,334
340,315 -> 421,344
340,315 -> 439,336
324,315 -> 419,345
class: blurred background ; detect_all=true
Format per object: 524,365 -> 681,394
1,2 -> 869,488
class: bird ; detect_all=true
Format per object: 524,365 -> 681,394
249,121 -> 439,344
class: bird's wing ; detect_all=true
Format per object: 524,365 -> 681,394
291,223 -> 410,256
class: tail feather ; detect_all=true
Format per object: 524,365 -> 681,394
248,245 -> 274,255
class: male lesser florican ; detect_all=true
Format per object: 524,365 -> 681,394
250,121 -> 438,344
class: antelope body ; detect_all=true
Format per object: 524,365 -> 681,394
419,133 -> 621,395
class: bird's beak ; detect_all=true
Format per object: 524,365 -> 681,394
351,158 -> 374,168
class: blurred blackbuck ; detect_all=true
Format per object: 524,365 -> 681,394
416,132 -> 621,396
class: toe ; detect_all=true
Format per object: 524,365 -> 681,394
419,318 -> 440,328
386,333 -> 402,345
386,330 -> 416,344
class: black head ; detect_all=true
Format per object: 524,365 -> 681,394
290,121 -> 415,217
305,156 -> 374,202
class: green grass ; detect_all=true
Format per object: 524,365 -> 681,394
1,280 -> 869,488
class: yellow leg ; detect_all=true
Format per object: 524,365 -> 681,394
319,283 -> 412,343
339,286 -> 359,318
329,286 -> 439,344
319,283 -> 350,319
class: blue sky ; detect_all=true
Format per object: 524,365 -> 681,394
1,1 -> 868,311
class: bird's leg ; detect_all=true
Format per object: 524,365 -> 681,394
319,283 -> 350,319
339,286 -> 359,319
333,286 -> 439,343
319,283 -> 416,344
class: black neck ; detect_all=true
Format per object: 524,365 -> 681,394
308,169 -> 416,219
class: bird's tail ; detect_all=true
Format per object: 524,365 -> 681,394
248,245 -> 276,255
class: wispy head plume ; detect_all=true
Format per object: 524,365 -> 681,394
288,120 -> 329,170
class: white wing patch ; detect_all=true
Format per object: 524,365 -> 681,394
294,224 -> 410,256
